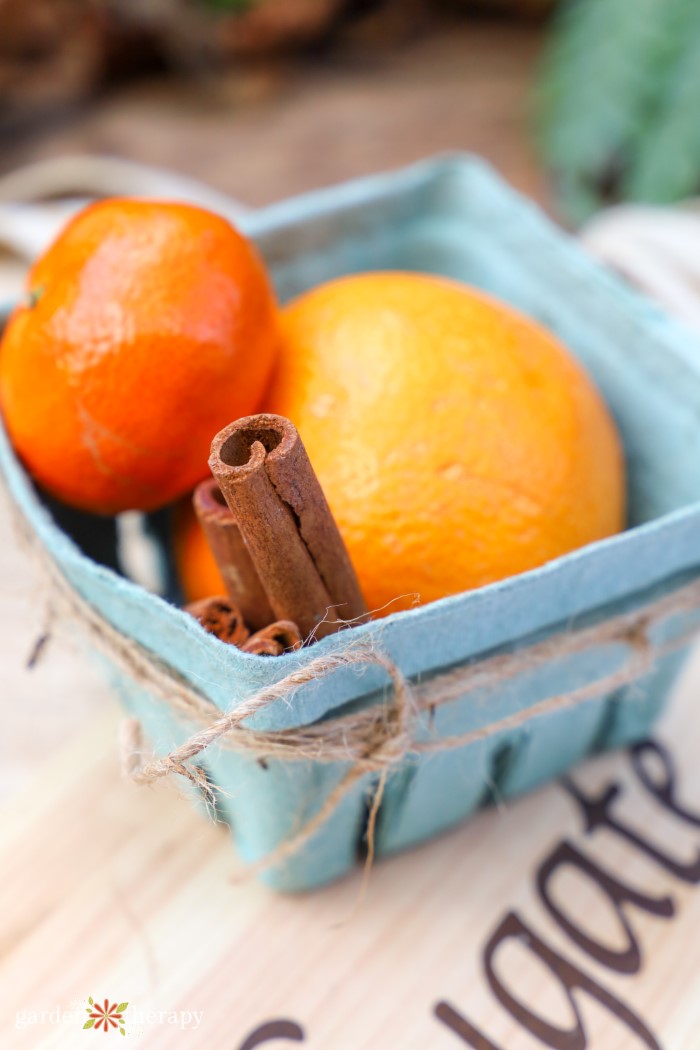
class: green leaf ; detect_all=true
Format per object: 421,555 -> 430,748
116,1002 -> 128,1013
625,10 -> 700,201
204,0 -> 257,11
83,1019 -> 95,1029
537,0 -> 676,162
88,997 -> 93,1006
26,285 -> 44,309
535,0 -> 700,221
120,1029 -> 126,1036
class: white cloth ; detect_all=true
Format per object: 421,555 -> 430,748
582,202 -> 700,335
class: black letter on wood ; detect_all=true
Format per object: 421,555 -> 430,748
563,774 -> 700,884
434,1001 -> 504,1049
237,1020 -> 305,1049
483,911 -> 661,1049
631,739 -> 700,829
537,840 -> 673,972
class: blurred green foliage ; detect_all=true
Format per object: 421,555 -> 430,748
204,0 -> 257,11
536,0 -> 700,224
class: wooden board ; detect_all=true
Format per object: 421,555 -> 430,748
2,490 -> 700,1049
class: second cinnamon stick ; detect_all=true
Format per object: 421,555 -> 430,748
193,478 -> 274,632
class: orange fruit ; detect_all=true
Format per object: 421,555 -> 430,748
0,199 -> 279,514
263,272 -> 625,614
173,498 -> 226,604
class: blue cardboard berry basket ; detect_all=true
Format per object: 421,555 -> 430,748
3,154 -> 700,892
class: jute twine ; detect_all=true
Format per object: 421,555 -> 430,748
9,493 -> 700,877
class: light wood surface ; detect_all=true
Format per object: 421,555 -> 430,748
2,489 -> 700,1049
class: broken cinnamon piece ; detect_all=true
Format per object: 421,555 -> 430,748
209,413 -> 368,641
244,636 -> 282,656
242,620 -> 303,656
184,596 -> 250,646
193,477 -> 275,632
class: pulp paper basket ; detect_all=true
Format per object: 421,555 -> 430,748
3,155 -> 700,891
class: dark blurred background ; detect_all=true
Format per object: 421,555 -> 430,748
3,0 -> 700,225
0,0 -> 551,207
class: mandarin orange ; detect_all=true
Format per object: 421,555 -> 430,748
263,272 -> 625,614
0,199 -> 279,513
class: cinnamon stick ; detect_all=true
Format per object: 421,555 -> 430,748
209,413 -> 367,641
242,620 -> 303,656
184,596 -> 250,646
193,478 -> 274,632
